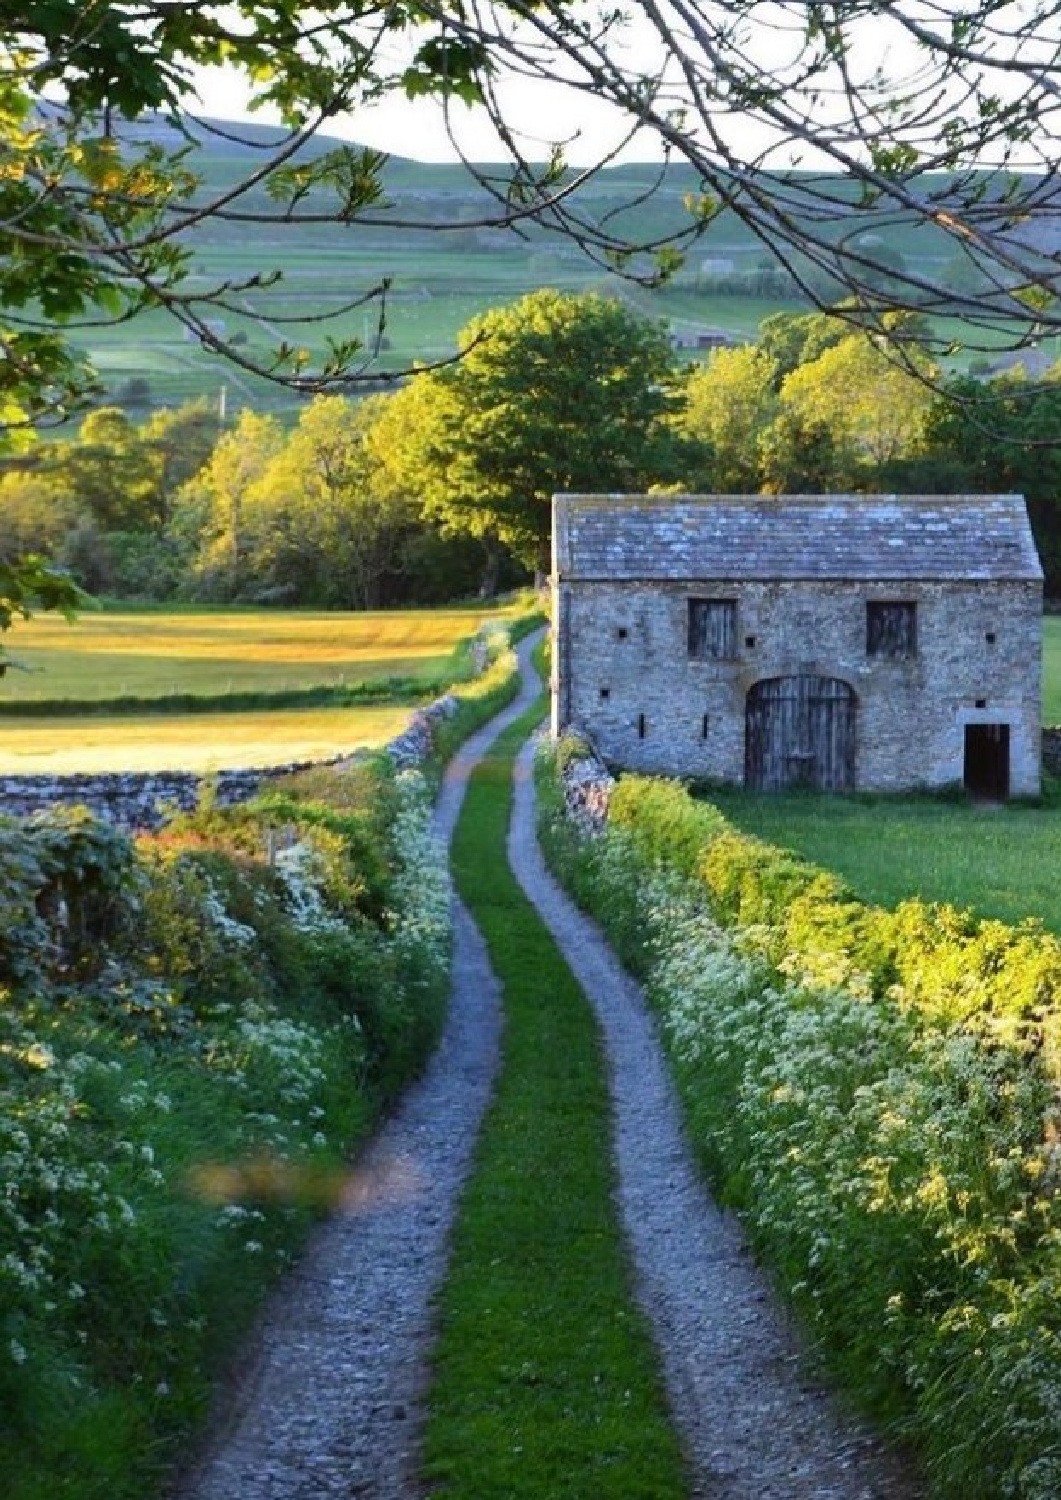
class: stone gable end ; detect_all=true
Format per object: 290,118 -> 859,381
551,494 -> 1043,797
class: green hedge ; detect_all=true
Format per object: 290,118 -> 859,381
538,758 -> 1061,1500
607,775 -> 1061,1055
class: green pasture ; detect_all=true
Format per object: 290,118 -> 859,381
76,269 -> 802,422
0,605 -> 507,703
0,703 -> 410,774
708,788 -> 1061,937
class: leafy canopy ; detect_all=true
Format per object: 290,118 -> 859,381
370,289 -> 694,570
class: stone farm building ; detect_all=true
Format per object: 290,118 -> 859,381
551,493 -> 1043,798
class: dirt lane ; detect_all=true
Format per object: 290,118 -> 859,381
176,637 -> 543,1500
508,732 -> 922,1500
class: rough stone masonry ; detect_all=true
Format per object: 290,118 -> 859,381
551,493 -> 1043,797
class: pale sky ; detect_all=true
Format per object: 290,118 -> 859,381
190,62 -> 665,166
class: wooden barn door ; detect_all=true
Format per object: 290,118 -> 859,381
745,676 -> 857,792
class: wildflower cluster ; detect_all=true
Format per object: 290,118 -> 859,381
387,768 -> 451,993
538,750 -> 1061,1500
0,747 -> 457,1496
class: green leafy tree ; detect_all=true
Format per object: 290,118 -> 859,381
184,410 -> 285,597
757,410 -> 845,495
0,557 -> 84,675
0,468 -> 80,560
757,313 -> 850,388
51,408 -> 158,533
246,395 -> 417,608
140,400 -> 221,528
372,290 -> 691,577
777,335 -> 933,479
680,346 -> 778,491
922,372 -> 1061,592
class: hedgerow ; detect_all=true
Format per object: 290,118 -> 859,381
537,753 -> 1061,1500
0,762 -> 451,1500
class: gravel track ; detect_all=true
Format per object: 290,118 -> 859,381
179,635 -> 921,1500
509,733 -> 922,1500
176,641 -> 543,1500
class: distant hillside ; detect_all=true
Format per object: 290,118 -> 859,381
45,111 -> 1031,424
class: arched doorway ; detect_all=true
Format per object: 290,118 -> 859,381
745,676 -> 857,791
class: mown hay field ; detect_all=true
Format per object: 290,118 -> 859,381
0,604 -> 513,702
0,704 -> 412,775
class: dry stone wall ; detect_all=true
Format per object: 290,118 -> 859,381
0,695 -> 461,831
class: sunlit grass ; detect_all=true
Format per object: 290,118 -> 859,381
426,685 -> 687,1500
0,704 -> 410,774
1,605 -> 514,702
707,785 -> 1061,935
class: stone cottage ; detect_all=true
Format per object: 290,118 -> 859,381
551,493 -> 1043,797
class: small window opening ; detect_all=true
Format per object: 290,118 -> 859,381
867,601 -> 917,659
975,697 -> 988,709
745,634 -> 756,649
616,626 -> 629,641
637,712 -> 646,739
688,598 -> 737,659
599,686 -> 610,701
986,631 -> 997,645
701,713 -> 710,740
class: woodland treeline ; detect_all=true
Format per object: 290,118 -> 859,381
5,291 -> 1061,604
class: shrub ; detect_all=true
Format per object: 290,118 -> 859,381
0,756 -> 451,1500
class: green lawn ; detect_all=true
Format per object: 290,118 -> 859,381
707,785 -> 1061,935
0,605 -> 510,703
699,618 -> 1061,932
0,703 -> 411,774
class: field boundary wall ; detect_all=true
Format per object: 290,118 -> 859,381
0,695 -> 460,830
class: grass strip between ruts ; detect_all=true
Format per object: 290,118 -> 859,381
422,686 -> 689,1500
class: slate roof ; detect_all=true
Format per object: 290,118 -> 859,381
552,493 -> 1043,583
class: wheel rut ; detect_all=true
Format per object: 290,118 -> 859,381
178,635 -> 920,1500
508,732 -> 921,1500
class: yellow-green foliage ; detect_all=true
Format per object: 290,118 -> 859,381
0,759 -> 452,1500
610,773 -> 1061,1055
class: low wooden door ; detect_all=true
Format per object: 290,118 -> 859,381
745,676 -> 857,791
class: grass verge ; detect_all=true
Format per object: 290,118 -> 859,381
422,686 -> 687,1499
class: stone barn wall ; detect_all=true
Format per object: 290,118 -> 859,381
555,577 -> 1042,795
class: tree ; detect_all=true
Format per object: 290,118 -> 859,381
757,313 -> 850,389
244,395 -> 418,608
371,290 -> 691,576
777,334 -> 933,478
12,2 -> 1061,440
0,557 -> 84,675
680,346 -> 778,492
140,401 -> 221,528
922,372 -> 1061,591
183,410 -> 285,597
0,469 -> 80,560
47,408 -> 158,533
